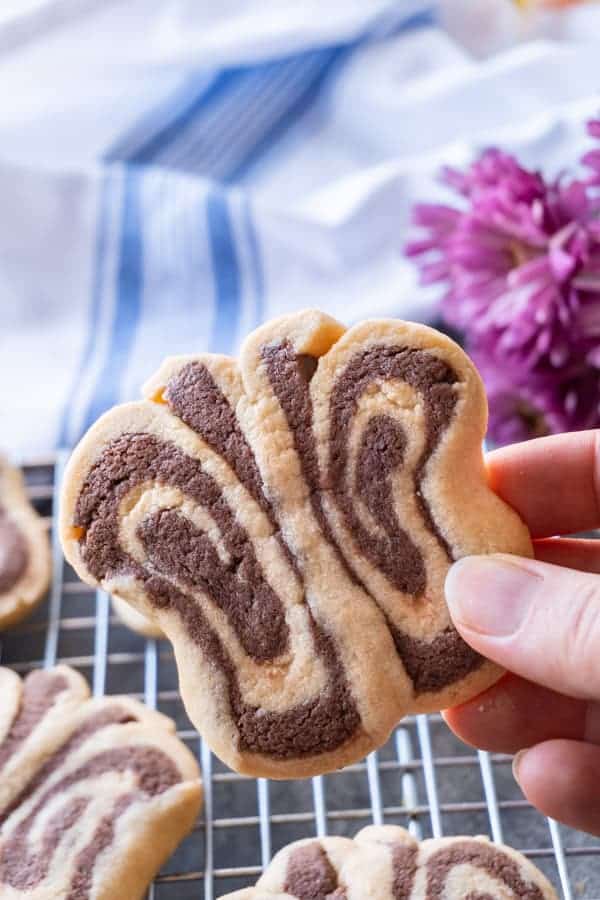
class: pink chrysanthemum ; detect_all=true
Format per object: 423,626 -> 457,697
406,128 -> 600,444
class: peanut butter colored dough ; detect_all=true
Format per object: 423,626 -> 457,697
0,456 -> 50,629
0,665 -> 202,899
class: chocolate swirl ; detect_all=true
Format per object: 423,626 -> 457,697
283,839 -> 418,900
165,357 -> 301,577
426,842 -> 546,900
0,669 -> 68,772
73,347 -> 470,760
218,826 -> 556,900
261,342 -> 456,593
0,507 -> 28,594
326,345 -> 457,573
64,312 -> 531,775
0,667 -> 201,898
284,843 -> 347,899
262,341 -> 482,694
74,429 -> 359,760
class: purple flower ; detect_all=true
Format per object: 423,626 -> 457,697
406,130 -> 600,444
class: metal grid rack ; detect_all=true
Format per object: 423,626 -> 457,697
2,454 -> 599,899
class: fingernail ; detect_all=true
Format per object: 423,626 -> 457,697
512,748 -> 528,787
445,555 -> 542,638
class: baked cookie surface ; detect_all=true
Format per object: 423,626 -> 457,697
111,593 -> 164,638
0,457 -> 51,629
61,310 -> 532,777
219,825 -> 557,899
0,665 -> 202,899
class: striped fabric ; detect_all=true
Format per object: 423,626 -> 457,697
2,0 -> 600,457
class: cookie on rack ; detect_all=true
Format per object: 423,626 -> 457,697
219,825 -> 557,899
61,309 -> 532,779
0,456 -> 51,629
0,664 -> 202,899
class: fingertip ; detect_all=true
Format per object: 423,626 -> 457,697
443,675 -> 587,754
443,675 -> 515,752
445,554 -> 541,642
483,431 -> 600,538
444,555 -> 494,625
444,557 -> 466,602
514,740 -> 600,836
442,706 -> 475,747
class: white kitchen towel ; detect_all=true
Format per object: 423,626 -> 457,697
1,0 -> 600,458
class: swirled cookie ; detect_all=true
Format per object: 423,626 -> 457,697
219,825 -> 557,899
0,456 -> 51,629
61,310 -> 532,778
0,665 -> 202,899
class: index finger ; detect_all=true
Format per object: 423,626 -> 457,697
486,430 -> 600,538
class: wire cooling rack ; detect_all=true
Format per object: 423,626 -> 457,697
1,453 -> 599,899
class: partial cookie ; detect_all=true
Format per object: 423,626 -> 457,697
0,456 -> 51,629
111,594 -> 164,638
0,665 -> 202,899
219,825 -> 557,899
61,310 -> 532,778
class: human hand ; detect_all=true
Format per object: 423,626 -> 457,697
444,430 -> 600,836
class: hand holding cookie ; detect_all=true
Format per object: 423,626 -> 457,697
445,429 -> 600,836
61,310 -> 531,778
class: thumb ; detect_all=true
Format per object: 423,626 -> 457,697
445,554 -> 600,701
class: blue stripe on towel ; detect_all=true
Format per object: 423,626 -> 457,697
125,72 -> 237,166
402,7 -> 436,32
201,51 -> 332,181
82,166 -> 144,430
104,73 -> 220,163
226,47 -> 340,183
206,188 -> 241,354
56,169 -> 113,448
228,6 -> 436,182
242,197 -> 266,328
122,58 -> 321,178
59,1 -> 437,447
105,3 -> 436,181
